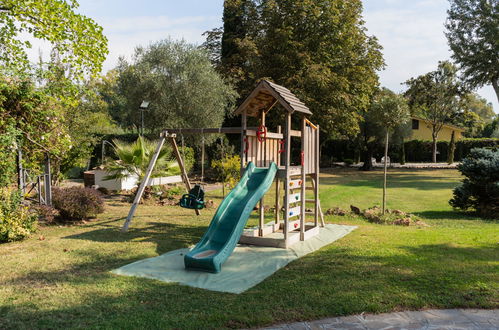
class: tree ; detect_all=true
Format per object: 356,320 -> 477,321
367,89 -> 410,212
0,0 -> 108,77
217,0 -> 384,138
115,39 -> 237,139
445,0 -> 499,102
461,93 -> 495,123
452,92 -> 495,137
481,116 -> 499,137
104,136 -> 181,186
0,77 -> 71,187
405,61 -> 462,163
450,148 -> 499,218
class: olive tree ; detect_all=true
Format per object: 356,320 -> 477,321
115,39 -> 237,140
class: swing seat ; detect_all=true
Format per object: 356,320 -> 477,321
180,184 -> 205,210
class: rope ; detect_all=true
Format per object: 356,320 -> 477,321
201,136 -> 205,184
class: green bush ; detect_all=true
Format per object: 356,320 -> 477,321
52,187 -> 104,221
450,148 -> 499,218
179,146 -> 195,174
0,188 -> 37,243
211,155 -> 241,189
321,138 -> 499,166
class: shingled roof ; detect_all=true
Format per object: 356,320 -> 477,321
233,80 -> 312,117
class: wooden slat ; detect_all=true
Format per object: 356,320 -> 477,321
165,127 -> 258,135
289,206 -> 301,218
246,130 -> 284,140
288,192 -> 301,203
281,219 -> 301,232
289,179 -> 302,188
301,117 -> 306,240
283,113 -> 291,242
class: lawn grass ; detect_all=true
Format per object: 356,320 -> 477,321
0,168 -> 497,329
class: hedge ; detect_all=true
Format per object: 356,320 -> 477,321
321,138 -> 499,165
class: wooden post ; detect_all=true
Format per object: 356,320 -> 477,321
275,177 -> 280,225
240,111 -> 247,173
122,135 -> 167,232
275,125 -> 282,225
315,126 -> 321,227
382,130 -> 389,214
283,113 -> 291,245
44,153 -> 52,206
171,136 -> 200,216
37,176 -> 43,204
300,117 -> 306,240
259,199 -> 264,236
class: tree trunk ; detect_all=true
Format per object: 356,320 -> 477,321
399,137 -> 405,165
360,144 -> 373,171
382,131 -> 389,214
492,78 -> 499,105
447,131 -> 455,165
431,133 -> 438,163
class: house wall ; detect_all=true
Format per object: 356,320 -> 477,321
410,119 -> 463,141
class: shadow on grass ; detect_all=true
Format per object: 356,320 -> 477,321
321,174 -> 460,191
64,221 -> 206,255
1,238 -> 497,329
413,210 -> 484,220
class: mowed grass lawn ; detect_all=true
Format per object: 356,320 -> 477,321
0,169 -> 497,329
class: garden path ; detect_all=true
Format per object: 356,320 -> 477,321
261,309 -> 498,329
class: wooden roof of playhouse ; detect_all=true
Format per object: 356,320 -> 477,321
234,80 -> 312,117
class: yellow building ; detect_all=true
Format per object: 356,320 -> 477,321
409,116 -> 466,141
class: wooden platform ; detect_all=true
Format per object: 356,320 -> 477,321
239,223 -> 320,249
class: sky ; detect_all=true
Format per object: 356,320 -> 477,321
31,0 -> 498,112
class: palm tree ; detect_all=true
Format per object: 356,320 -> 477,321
104,136 -> 180,185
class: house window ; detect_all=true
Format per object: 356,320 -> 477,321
412,119 -> 419,130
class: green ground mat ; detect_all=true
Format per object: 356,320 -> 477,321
112,224 -> 356,294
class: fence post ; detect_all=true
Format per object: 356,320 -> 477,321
44,153 -> 52,206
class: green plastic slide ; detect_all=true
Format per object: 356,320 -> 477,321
184,162 -> 278,273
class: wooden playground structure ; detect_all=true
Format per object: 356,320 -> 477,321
122,80 -> 324,248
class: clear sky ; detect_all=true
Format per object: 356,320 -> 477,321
69,0 -> 497,112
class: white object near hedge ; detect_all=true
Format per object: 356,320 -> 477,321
92,169 -> 182,191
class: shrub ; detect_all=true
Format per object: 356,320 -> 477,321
343,158 -> 354,166
179,146 -> 195,174
321,138 -> 498,166
211,155 -> 241,189
33,205 -> 59,224
52,187 -> 104,221
0,188 -> 37,243
450,148 -> 499,218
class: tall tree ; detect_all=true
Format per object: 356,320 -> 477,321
218,0 -> 384,138
445,0 -> 499,102
0,0 -> 108,77
368,89 -> 410,213
405,61 -> 462,163
115,39 -> 237,139
460,92 -> 495,122
449,93 -> 494,137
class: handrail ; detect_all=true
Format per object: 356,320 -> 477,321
305,119 -> 318,130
